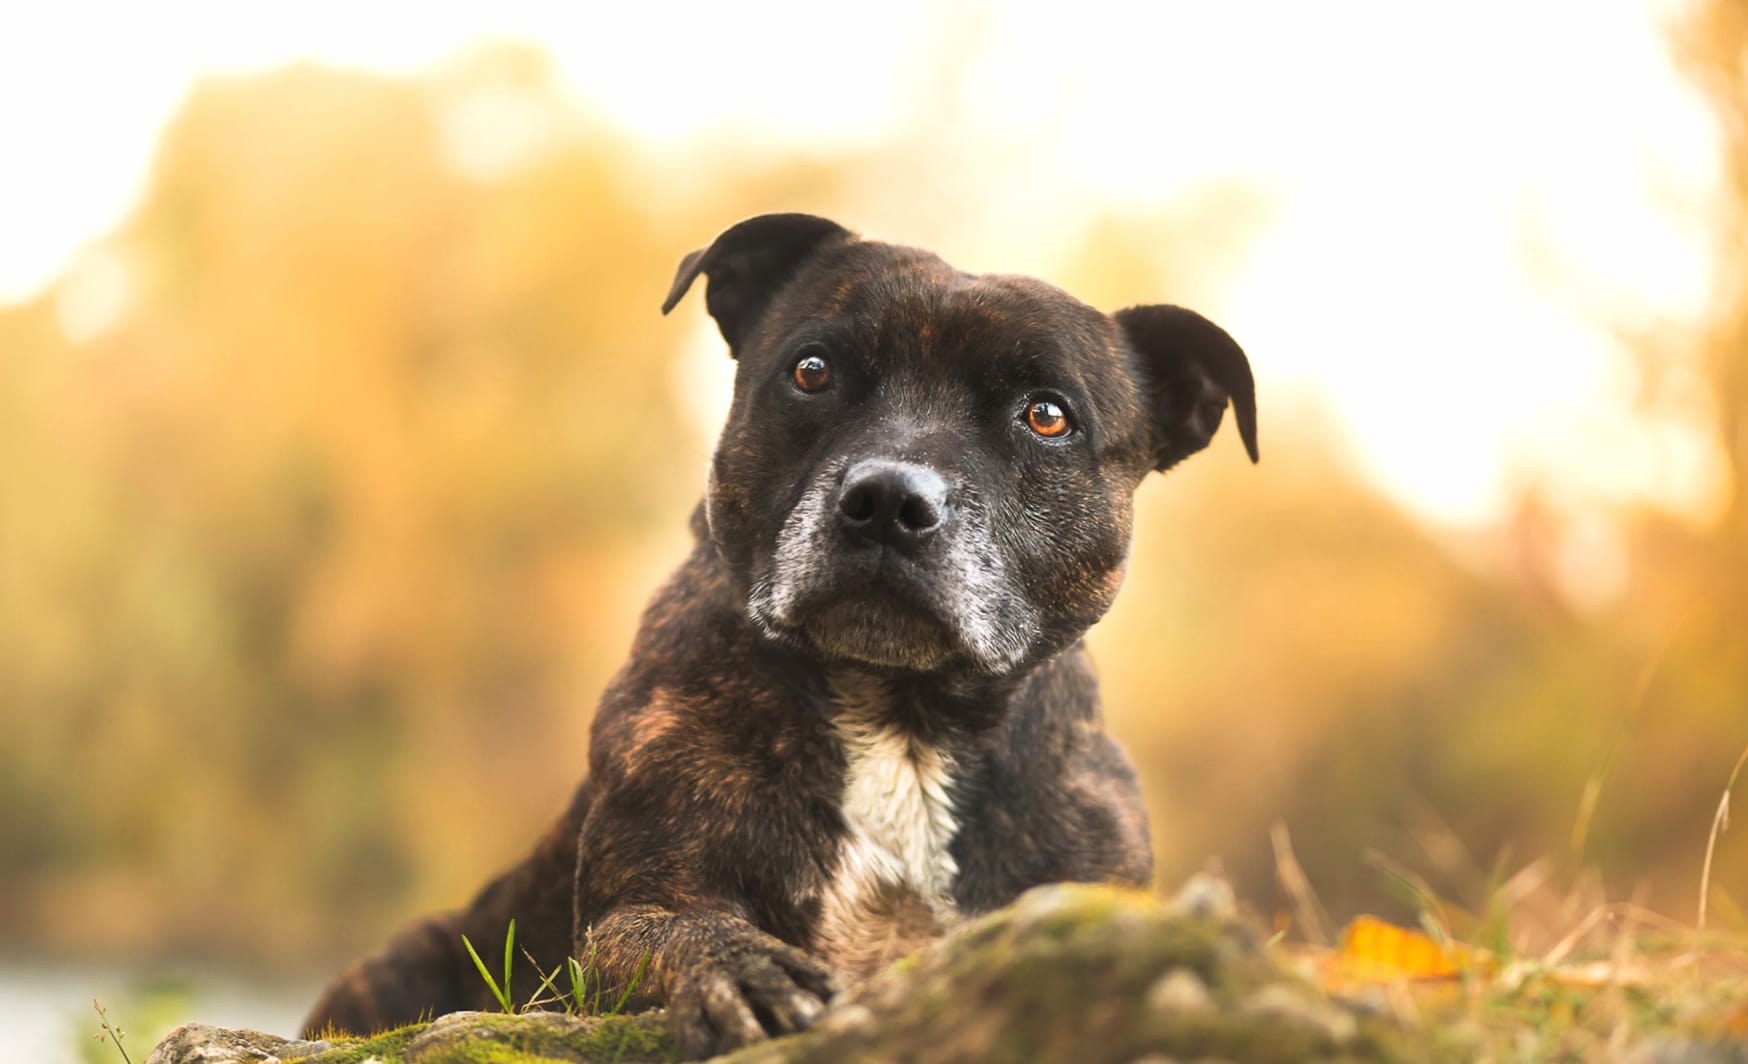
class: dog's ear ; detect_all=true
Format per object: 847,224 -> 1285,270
661,213 -> 854,352
1115,304 -> 1259,471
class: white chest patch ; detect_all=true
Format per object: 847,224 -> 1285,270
813,677 -> 961,982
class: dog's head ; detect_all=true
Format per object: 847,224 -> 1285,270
664,214 -> 1257,678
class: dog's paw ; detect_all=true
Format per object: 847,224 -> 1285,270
667,933 -> 842,1058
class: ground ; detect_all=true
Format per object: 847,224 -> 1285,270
142,879 -> 1748,1064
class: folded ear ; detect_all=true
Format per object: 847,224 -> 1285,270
1115,304 -> 1259,472
661,213 -> 854,353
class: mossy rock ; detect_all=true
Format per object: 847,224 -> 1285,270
147,880 -> 1430,1064
725,880 -> 1424,1064
144,1012 -> 676,1064
399,1011 -> 676,1063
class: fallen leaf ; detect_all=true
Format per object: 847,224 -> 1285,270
1337,915 -> 1468,982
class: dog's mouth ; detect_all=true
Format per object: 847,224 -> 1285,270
762,552 -> 963,672
800,596 -> 957,671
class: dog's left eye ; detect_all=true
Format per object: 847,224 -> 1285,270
792,349 -> 833,393
1024,398 -> 1073,439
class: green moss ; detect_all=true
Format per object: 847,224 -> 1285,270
467,1012 -> 673,1064
411,1046 -> 558,1064
309,1023 -> 424,1063
302,1011 -> 675,1064
1032,889 -> 1133,938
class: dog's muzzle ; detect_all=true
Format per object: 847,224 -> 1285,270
748,454 -> 1034,675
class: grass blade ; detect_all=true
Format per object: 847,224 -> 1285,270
462,931 -> 513,1013
502,918 -> 517,1010
1699,742 -> 1748,931
524,947 -> 565,1011
610,950 -> 653,1016
568,955 -> 589,1014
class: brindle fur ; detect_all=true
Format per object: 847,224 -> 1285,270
304,214 -> 1257,1059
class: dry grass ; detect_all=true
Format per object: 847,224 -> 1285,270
1699,743 -> 1748,933
1271,748 -> 1748,1060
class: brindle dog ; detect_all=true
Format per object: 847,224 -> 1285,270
304,213 -> 1258,1059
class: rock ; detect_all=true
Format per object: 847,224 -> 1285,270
144,1023 -> 333,1063
1165,872 -> 1239,922
1147,970 -> 1214,1014
144,1012 -> 672,1064
147,882 -> 1425,1064
1240,984 -> 1359,1046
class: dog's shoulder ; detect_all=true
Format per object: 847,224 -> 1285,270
948,648 -> 1154,904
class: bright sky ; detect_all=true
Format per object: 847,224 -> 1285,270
0,0 -> 1727,530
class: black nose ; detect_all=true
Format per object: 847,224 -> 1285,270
837,460 -> 949,548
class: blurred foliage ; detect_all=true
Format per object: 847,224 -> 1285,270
0,29 -> 1744,977
0,53 -> 732,962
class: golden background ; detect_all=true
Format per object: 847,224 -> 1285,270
1,5 -> 1743,1009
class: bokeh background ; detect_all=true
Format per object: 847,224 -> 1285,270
3,0 -> 1745,1056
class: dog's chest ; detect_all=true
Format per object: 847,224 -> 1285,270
811,682 -> 961,983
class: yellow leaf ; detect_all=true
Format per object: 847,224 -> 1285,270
1336,915 -> 1466,982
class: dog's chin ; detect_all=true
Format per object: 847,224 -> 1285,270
798,598 -> 959,672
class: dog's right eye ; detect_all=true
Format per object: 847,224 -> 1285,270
791,349 -> 833,393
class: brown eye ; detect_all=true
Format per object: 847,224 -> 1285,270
792,352 -> 832,393
1025,398 -> 1072,438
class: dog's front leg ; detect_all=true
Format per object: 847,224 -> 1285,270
582,903 -> 841,1058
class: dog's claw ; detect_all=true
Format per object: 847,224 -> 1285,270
693,971 -> 766,1053
669,936 -> 842,1058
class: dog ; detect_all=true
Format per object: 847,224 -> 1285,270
303,213 -> 1258,1059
